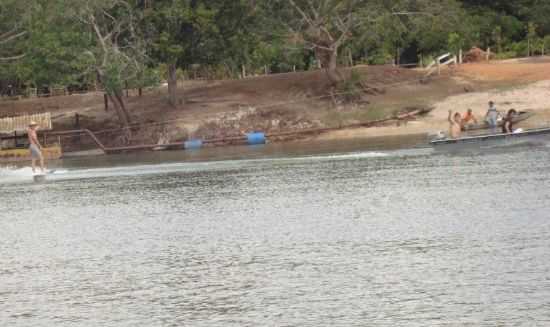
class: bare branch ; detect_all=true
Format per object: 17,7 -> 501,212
334,21 -> 352,47
88,13 -> 110,68
312,44 -> 333,51
0,30 -> 27,45
392,11 -> 433,16
335,14 -> 351,33
307,0 -> 319,20
0,54 -> 26,61
102,9 -> 117,23
288,0 -> 315,27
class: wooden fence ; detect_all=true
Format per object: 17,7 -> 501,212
0,112 -> 52,133
425,53 -> 458,77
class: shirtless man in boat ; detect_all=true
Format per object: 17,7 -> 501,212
28,121 -> 46,173
502,109 -> 518,134
448,110 -> 462,139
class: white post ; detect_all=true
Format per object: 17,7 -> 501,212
459,49 -> 463,64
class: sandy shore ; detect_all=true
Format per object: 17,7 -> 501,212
314,80 -> 550,141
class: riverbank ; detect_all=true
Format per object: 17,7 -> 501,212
2,58 -> 550,153
314,79 -> 550,142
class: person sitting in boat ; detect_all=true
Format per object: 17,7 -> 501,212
502,109 -> 518,134
461,108 -> 478,131
448,110 -> 462,139
485,101 -> 500,133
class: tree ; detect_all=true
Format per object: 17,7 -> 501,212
0,0 -> 30,62
19,1 -> 94,90
513,0 -> 550,36
211,0 -> 264,78
266,0 -> 360,85
492,26 -> 503,53
267,0 -> 469,82
145,0 -> 207,107
66,0 -> 149,126
146,0 -> 223,107
543,35 -> 550,56
448,32 -> 463,58
145,0 -> 264,106
526,22 -> 538,56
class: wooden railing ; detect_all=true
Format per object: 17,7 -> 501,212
425,53 -> 458,77
0,112 -> 52,133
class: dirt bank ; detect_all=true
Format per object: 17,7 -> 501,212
2,58 -> 550,150
315,58 -> 550,142
315,80 -> 550,141
1,65 -> 436,148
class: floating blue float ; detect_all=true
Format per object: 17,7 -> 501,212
184,139 -> 203,150
246,132 -> 266,145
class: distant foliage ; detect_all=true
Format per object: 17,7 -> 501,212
2,0 -> 550,95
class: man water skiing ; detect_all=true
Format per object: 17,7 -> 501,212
28,121 -> 46,173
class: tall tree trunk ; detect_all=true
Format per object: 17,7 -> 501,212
107,93 -> 130,127
110,92 -> 132,145
396,47 -> 401,66
114,90 -> 131,124
104,93 -> 109,111
167,63 -> 178,107
326,48 -> 342,85
317,47 -> 342,85
97,70 -> 130,126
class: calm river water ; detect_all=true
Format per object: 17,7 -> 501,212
1,139 -> 550,326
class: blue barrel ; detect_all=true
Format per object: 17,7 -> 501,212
246,132 -> 266,145
184,139 -> 203,150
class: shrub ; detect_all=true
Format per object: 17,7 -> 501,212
336,70 -> 364,102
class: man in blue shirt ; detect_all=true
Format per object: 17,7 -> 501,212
485,101 -> 500,133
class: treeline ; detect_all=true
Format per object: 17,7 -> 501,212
1,0 -> 549,124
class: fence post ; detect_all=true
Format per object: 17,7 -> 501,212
104,94 -> 109,112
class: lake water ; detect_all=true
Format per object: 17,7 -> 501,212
1,139 -> 550,326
